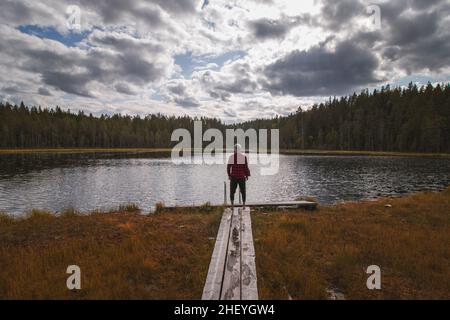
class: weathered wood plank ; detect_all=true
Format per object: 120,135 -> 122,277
240,207 -> 258,300
201,208 -> 232,300
220,207 -> 241,300
162,200 -> 317,211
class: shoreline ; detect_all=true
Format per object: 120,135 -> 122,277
0,147 -> 449,158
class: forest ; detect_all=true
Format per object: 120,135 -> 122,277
0,83 -> 449,153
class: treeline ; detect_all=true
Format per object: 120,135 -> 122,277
239,83 -> 450,153
0,103 -> 224,148
0,83 -> 449,152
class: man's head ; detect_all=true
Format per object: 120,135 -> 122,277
234,143 -> 242,153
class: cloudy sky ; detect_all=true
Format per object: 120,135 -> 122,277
0,0 -> 449,122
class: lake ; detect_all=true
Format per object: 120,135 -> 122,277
0,152 -> 449,215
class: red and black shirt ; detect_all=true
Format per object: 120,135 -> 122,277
227,152 -> 250,178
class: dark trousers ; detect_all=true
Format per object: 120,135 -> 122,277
230,177 -> 246,204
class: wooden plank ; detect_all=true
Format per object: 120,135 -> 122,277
237,201 -> 317,210
202,208 -> 232,300
240,207 -> 258,300
162,200 -> 317,211
220,207 -> 241,300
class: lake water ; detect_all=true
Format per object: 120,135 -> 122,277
0,152 -> 449,215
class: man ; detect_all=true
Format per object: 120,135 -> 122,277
227,144 -> 250,208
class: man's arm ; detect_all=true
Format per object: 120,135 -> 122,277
245,156 -> 250,178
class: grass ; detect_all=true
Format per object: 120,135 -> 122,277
253,187 -> 450,299
118,203 -> 141,213
1,189 -> 448,299
0,207 -> 222,299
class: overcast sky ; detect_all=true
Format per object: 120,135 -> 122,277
0,0 -> 449,122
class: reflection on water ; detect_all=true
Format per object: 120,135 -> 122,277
0,153 -> 449,215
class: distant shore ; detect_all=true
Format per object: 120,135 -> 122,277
0,187 -> 449,299
0,147 -> 449,158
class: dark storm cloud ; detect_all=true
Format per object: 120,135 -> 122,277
0,0 -> 59,27
2,85 -> 20,94
388,11 -> 439,46
88,32 -> 164,53
248,15 -> 310,40
311,0 -> 450,77
38,87 -> 52,96
0,25 -> 170,98
42,71 -> 93,97
249,18 -> 293,40
202,62 -> 258,100
410,0 -> 444,10
319,0 -> 366,30
209,91 -> 231,102
0,0 -> 198,33
0,1 -> 32,24
378,1 -> 450,72
215,78 -> 257,94
262,40 -> 380,97
114,83 -> 135,95
153,0 -> 197,15
166,81 -> 200,108
78,0 -> 197,27
19,47 -> 166,97
167,82 -> 187,96
80,0 -> 163,26
173,96 -> 200,108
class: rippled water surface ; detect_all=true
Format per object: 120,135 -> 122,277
0,153 -> 449,215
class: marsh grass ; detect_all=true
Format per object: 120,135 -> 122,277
26,209 -> 54,219
1,189 -> 448,299
0,212 -> 14,224
118,203 -> 140,213
154,202 -> 165,214
60,207 -> 80,217
253,187 -> 450,299
0,206 -> 222,299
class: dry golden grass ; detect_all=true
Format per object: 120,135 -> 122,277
1,188 -> 448,300
0,207 -> 222,299
253,187 -> 450,300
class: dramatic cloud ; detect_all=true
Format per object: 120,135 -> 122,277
164,80 -> 201,108
248,15 -> 308,40
319,0 -> 367,30
262,40 -> 380,96
38,87 -> 52,96
0,0 -> 448,122
379,1 -> 450,73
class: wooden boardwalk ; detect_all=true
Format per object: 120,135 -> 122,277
202,207 -> 258,300
164,200 -> 317,211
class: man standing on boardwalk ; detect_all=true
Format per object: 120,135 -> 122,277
227,144 -> 251,208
